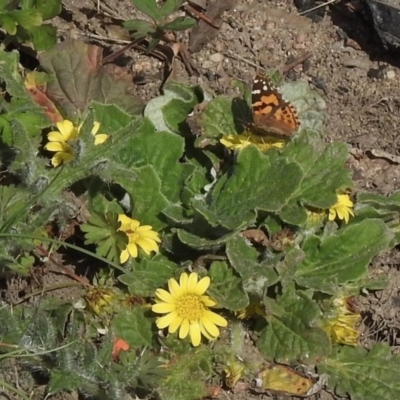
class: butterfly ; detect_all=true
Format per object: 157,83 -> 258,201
245,74 -> 300,138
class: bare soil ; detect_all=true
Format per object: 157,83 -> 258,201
3,0 -> 400,399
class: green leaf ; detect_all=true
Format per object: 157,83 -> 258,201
144,80 -> 201,134
162,16 -> 196,31
257,291 -> 331,364
357,191 -> 400,212
159,349 -> 210,400
130,0 -> 162,22
160,0 -> 186,15
208,261 -> 249,311
80,212 -> 127,264
9,9 -> 42,29
118,256 -> 177,296
226,234 -> 280,293
279,131 -> 353,226
176,228 -> 238,250
192,146 -> 303,230
111,164 -> 170,230
294,219 -> 393,293
113,307 -> 154,349
280,78 -> 327,133
35,0 -> 62,20
30,24 -> 57,51
123,19 -> 155,34
48,370 -> 82,394
0,51 -> 30,98
319,344 -> 400,400
0,14 -> 17,34
197,97 -> 239,138
116,119 -> 185,203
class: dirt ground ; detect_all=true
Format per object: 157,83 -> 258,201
3,0 -> 400,399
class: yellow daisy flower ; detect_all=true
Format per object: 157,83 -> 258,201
90,121 -> 109,145
117,214 -> 161,263
44,119 -> 79,167
321,314 -> 360,346
328,193 -> 354,224
152,272 -> 228,347
220,134 -> 285,152
320,294 -> 360,346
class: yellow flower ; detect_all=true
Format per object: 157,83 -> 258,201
44,120 -> 79,167
91,121 -> 109,145
220,134 -> 285,151
117,214 -> 161,263
152,272 -> 228,346
328,193 -> 354,223
321,314 -> 360,346
320,294 -> 360,346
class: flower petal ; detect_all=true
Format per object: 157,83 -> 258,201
152,302 -> 176,314
126,242 -> 138,258
187,272 -> 198,293
94,134 -> 108,145
168,278 -> 183,299
189,322 -> 201,347
168,315 -> 183,333
120,249 -> 129,263
155,288 -> 176,304
44,142 -> 66,152
200,295 -> 216,307
199,322 -> 216,340
57,120 -> 77,140
200,318 -> 219,338
179,273 -> 189,292
136,238 -> 159,254
47,131 -> 65,143
194,276 -> 210,296
156,312 -> 176,329
203,310 -> 228,327
91,121 -> 100,135
51,152 -> 72,167
179,318 -> 190,339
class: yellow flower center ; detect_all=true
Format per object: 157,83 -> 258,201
176,294 -> 205,321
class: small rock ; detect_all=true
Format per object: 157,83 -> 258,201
209,53 -> 224,63
386,70 -> 396,79
343,56 -> 371,70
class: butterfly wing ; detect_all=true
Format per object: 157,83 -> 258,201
249,74 -> 299,137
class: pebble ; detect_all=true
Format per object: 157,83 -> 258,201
209,53 -> 224,63
386,70 -> 396,79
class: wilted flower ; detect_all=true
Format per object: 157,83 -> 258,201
224,361 -> 246,388
85,287 -> 116,316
